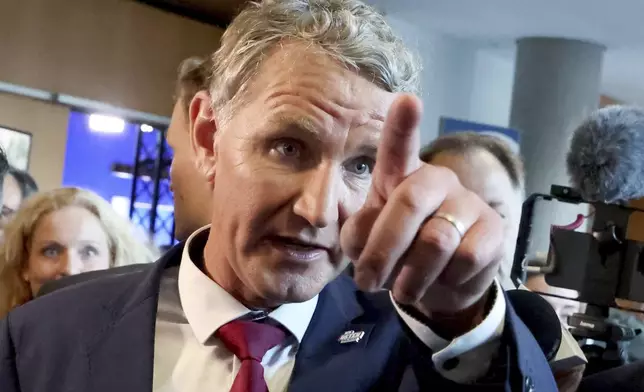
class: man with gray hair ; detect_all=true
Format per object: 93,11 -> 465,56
0,1 -> 556,391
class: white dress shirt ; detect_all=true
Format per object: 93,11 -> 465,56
152,227 -> 507,391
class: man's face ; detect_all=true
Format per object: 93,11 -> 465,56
167,98 -> 212,240
203,44 -> 395,306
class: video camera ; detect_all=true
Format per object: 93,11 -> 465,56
512,185 -> 644,374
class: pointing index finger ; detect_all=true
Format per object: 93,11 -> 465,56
372,94 -> 423,197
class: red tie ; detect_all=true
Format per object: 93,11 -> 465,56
216,319 -> 286,392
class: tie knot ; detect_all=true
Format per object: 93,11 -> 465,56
216,319 -> 286,361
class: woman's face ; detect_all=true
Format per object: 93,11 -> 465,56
430,149 -> 524,272
22,205 -> 111,296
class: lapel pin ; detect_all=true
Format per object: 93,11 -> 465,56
338,329 -> 365,344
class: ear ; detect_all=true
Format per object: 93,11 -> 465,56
188,91 -> 218,183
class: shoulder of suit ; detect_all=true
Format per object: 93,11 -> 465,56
8,264 -> 154,333
38,263 -> 153,297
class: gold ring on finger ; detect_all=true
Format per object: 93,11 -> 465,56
432,212 -> 466,239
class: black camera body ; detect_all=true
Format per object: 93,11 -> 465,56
513,185 -> 644,306
512,185 -> 644,374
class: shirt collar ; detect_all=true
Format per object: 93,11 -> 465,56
178,225 -> 319,344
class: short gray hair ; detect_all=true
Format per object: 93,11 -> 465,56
420,132 -> 525,190
210,0 -> 421,116
175,56 -> 212,113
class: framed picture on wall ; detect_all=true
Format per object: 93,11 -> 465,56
439,117 -> 520,154
0,125 -> 32,170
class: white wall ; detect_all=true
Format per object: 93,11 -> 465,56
387,16 -> 516,145
0,0 -> 223,117
0,93 -> 69,191
468,49 -> 515,127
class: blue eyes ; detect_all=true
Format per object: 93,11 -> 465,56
41,245 -> 100,259
42,247 -> 58,258
274,140 -> 301,158
346,157 -> 374,176
271,140 -> 374,177
80,246 -> 99,258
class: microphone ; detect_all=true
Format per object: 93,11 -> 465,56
566,105 -> 644,204
508,288 -> 587,372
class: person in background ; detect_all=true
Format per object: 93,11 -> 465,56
8,167 -> 38,200
420,132 -> 524,289
0,167 -> 38,236
0,187 -> 157,318
30,57 -> 212,294
420,132 -> 585,313
0,1 -> 557,391
420,132 -> 584,391
167,56 -> 213,240
21,57 -> 214,298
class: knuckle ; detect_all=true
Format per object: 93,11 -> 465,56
395,286 -> 422,304
393,274 -> 429,304
459,188 -> 486,211
457,247 -> 485,270
464,188 -> 483,204
482,207 -> 504,230
419,224 -> 460,254
431,164 -> 460,187
360,250 -> 391,285
344,243 -> 364,261
392,182 -> 425,212
443,167 -> 461,187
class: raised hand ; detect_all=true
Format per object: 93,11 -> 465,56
340,94 -> 504,333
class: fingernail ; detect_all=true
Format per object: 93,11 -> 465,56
392,286 -> 418,305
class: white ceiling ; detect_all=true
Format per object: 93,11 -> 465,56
368,0 -> 644,105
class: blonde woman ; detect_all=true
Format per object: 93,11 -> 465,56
0,187 -> 158,318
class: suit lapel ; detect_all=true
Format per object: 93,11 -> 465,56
289,276 -> 387,392
81,244 -> 183,392
294,276 -> 364,357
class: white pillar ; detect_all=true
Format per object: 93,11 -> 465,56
510,37 -> 606,196
388,18 -> 479,145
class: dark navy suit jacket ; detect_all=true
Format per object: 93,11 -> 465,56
0,242 -> 556,392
